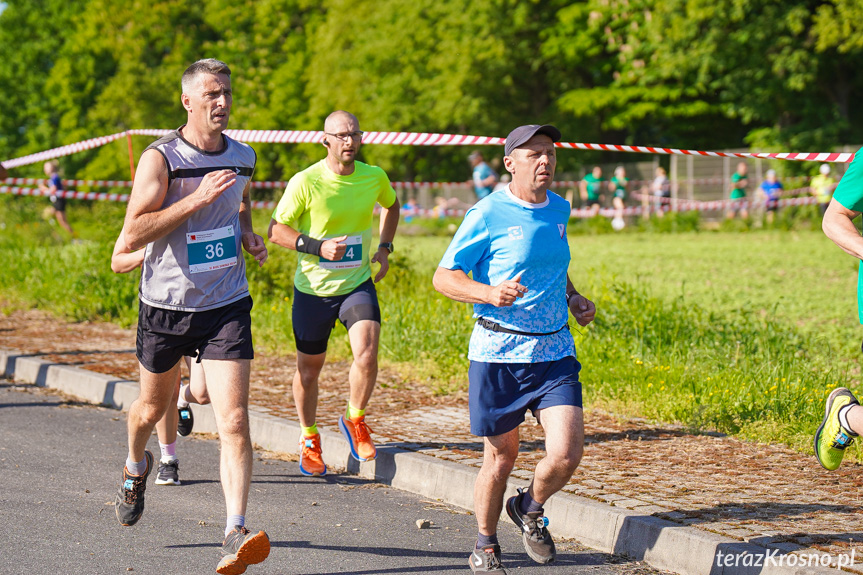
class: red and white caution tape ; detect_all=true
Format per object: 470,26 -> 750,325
3,184 -> 822,219
2,176 -> 819,193
554,142 -> 854,163
0,186 -> 129,202
4,178 -> 135,188
2,133 -> 127,169
3,129 -> 856,169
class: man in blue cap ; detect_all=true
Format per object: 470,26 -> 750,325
434,124 -> 596,573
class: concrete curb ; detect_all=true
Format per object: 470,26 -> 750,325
0,348 -> 841,575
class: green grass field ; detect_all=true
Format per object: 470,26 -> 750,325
2,196 -> 862,457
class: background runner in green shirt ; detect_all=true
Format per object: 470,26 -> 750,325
727,161 -> 750,220
580,166 -> 604,217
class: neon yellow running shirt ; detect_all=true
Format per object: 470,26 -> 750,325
272,159 -> 397,296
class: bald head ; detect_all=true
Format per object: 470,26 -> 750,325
322,110 -> 363,173
324,110 -> 359,133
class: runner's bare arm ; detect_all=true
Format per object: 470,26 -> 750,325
267,219 -> 347,260
110,228 -> 146,274
123,149 -> 237,251
566,275 -> 595,327
267,219 -> 301,250
433,267 -> 526,307
239,181 -> 267,266
39,177 -> 56,194
823,199 -> 863,259
372,197 -> 400,283
378,197 -> 400,245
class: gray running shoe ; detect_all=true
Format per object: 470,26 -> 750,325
505,487 -> 556,564
177,405 -> 194,436
114,450 -> 154,526
469,545 -> 507,573
216,526 -> 271,575
154,459 -> 180,486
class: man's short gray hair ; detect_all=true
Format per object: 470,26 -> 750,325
181,59 -> 231,93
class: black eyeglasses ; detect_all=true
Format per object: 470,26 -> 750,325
325,131 -> 364,141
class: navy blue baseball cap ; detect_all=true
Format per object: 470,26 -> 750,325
504,124 -> 562,156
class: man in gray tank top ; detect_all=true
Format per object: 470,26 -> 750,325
114,59 -> 271,575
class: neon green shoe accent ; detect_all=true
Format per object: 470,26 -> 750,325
814,387 -> 859,471
301,423 -> 318,437
347,404 -> 366,420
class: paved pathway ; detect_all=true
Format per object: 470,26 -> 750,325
0,381 -> 666,575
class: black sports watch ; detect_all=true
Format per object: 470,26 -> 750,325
378,242 -> 394,254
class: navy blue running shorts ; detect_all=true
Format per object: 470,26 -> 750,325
468,356 -> 582,437
136,296 -> 254,374
292,279 -> 381,355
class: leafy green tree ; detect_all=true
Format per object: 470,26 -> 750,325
0,0 -> 80,159
2,0 -> 862,186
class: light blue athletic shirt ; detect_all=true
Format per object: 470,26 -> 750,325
472,162 -> 497,200
439,186 -> 576,363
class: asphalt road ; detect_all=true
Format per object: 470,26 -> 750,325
0,381 -> 667,575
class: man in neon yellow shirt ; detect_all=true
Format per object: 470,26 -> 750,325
268,111 -> 400,476
810,163 -> 837,217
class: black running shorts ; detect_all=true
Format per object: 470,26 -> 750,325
292,279 -> 381,355
136,296 -> 254,374
50,194 -> 66,212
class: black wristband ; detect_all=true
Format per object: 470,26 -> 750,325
295,234 -> 323,256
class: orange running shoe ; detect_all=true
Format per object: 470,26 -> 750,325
339,415 -> 376,462
299,433 -> 327,476
217,526 -> 270,575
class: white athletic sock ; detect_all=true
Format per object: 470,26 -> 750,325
838,405 -> 858,435
177,384 -> 190,408
226,515 -> 245,536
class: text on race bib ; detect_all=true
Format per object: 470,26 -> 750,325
186,225 -> 238,274
319,234 -> 363,270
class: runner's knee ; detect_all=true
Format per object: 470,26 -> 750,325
546,446 -> 583,475
482,450 -> 517,478
296,358 -> 324,385
217,406 -> 249,437
136,399 -> 170,427
352,345 -> 378,372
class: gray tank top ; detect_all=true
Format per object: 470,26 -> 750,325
139,128 -> 256,312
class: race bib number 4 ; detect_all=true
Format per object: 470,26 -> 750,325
187,225 -> 238,274
319,234 -> 363,270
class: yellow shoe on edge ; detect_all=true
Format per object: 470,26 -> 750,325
814,387 -> 859,471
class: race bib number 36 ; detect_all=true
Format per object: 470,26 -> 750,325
187,225 -> 238,274
319,234 -> 363,270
